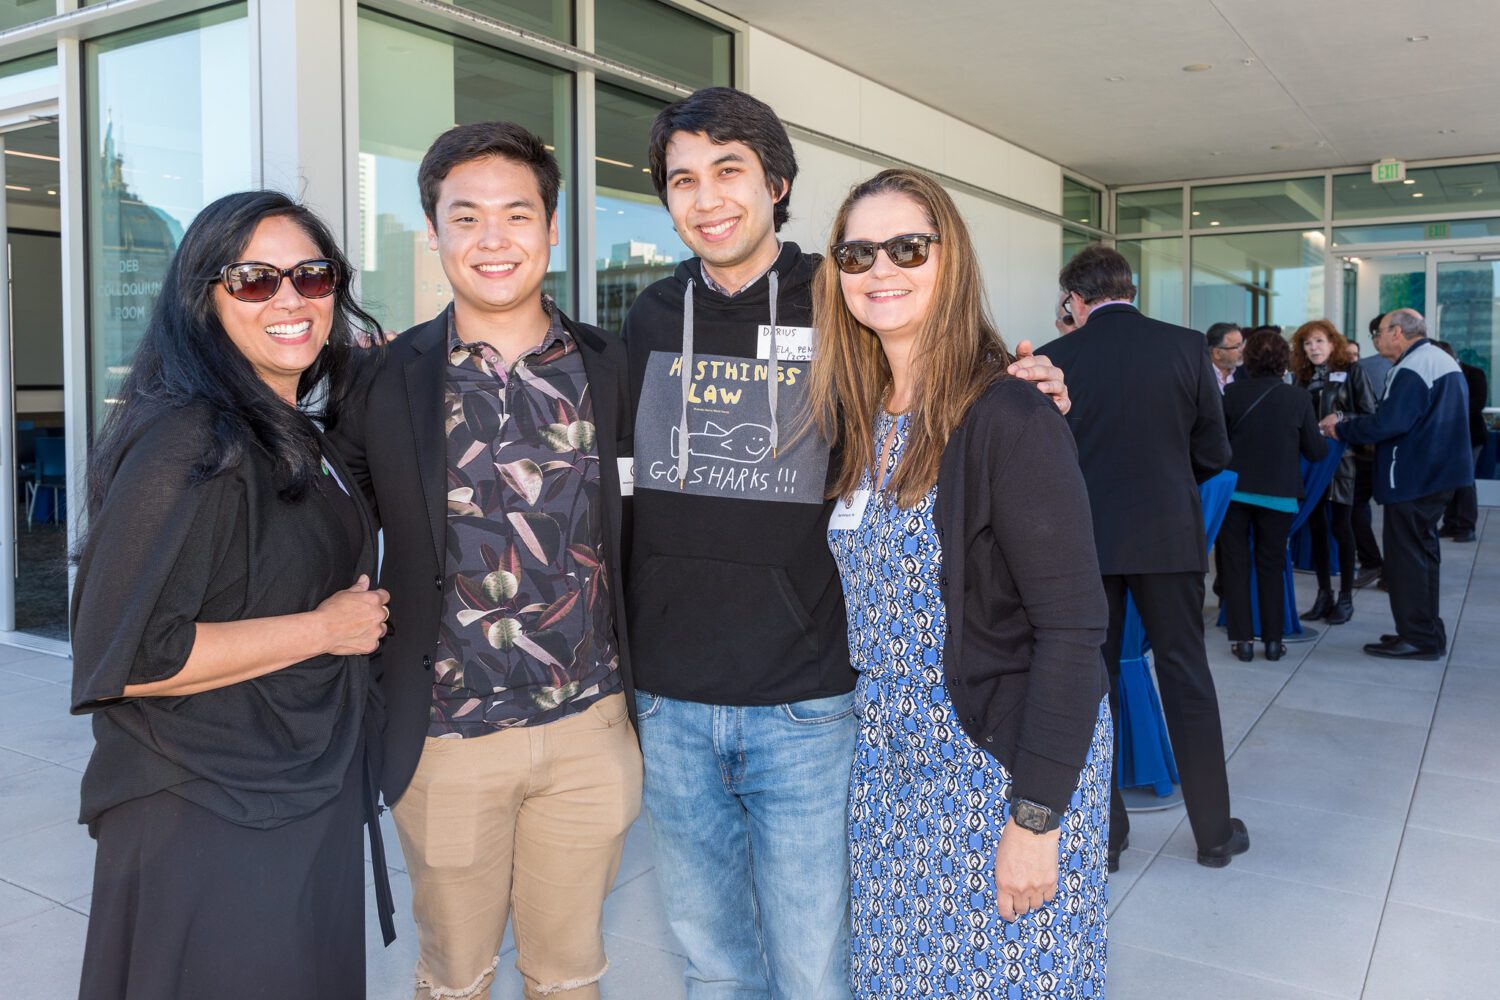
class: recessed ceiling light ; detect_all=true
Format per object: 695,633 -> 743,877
46,189 -> 56,196
1105,75 -> 1125,82
1241,58 -> 1256,66
1183,63 -> 1213,72
1191,210 -> 1201,216
1081,218 -> 1090,223
1270,143 -> 1294,150
1406,35 -> 1429,42
1412,192 -> 1424,197
1438,128 -> 1457,134
1209,220 -> 1221,226
1403,179 -> 1416,184
1209,151 -> 1223,157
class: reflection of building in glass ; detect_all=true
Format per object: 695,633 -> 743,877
358,152 -> 378,273
93,116 -> 183,419
597,240 -> 677,333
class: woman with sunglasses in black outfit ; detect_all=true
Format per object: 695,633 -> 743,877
806,169 -> 1110,998
71,191 -> 393,998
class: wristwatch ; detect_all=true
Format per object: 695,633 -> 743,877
1012,798 -> 1061,834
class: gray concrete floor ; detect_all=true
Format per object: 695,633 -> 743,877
0,510 -> 1494,998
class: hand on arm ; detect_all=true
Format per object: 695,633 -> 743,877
1319,413 -> 1340,440
122,575 -> 390,698
1008,340 -> 1071,416
994,820 -> 1062,921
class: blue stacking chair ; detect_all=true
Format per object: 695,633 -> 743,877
26,436 -> 67,528
1117,470 -> 1238,796
1216,443 -> 1344,640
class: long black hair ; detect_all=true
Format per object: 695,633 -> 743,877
88,190 -> 384,512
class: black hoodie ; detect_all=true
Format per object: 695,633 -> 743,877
622,242 -> 855,705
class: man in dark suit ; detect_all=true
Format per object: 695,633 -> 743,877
1040,244 -> 1248,872
1435,341 -> 1488,542
328,122 -> 640,999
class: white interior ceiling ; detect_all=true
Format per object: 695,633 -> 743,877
709,0 -> 1500,187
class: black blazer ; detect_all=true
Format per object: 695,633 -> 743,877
326,309 -> 636,805
935,378 -> 1109,814
1039,304 -> 1231,575
1222,376 -> 1328,498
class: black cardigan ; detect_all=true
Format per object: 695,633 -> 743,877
1222,376 -> 1328,498
934,377 -> 1110,814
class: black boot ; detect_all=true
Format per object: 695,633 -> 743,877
1301,589 -> 1335,621
1231,641 -> 1254,662
1264,641 -> 1287,661
1325,591 -> 1353,625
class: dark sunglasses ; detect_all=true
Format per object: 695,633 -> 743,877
830,233 -> 940,274
216,258 -> 339,302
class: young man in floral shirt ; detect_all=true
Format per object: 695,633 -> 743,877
328,121 -> 639,1000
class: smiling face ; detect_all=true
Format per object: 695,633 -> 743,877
663,131 -> 786,290
838,191 -> 940,348
1304,329 -> 1332,365
427,155 -> 557,329
213,214 -> 333,405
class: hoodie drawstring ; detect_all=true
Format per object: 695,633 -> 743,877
767,269 -> 780,459
677,279 -> 695,488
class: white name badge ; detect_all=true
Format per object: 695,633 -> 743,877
828,489 -> 871,531
757,324 -> 816,362
1329,370 -> 1348,383
617,457 -> 635,497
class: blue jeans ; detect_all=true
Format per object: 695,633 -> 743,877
636,690 -> 856,1000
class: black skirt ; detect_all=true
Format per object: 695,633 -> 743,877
78,751 -> 367,1000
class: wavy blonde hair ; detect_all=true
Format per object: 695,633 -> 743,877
804,168 -> 1010,508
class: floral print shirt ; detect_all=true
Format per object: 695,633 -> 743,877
431,299 -> 620,737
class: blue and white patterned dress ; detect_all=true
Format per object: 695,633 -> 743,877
828,410 -> 1111,1000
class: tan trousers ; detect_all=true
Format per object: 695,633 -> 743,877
392,693 -> 643,1000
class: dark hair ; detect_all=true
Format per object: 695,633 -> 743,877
87,191 -> 384,515
1058,244 -> 1136,304
1242,328 -> 1290,378
1368,313 -> 1384,336
1205,322 -> 1242,349
419,121 -> 562,225
1245,324 -> 1282,338
647,87 -> 798,231
1432,339 -> 1457,359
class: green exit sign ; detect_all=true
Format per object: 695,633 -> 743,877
1372,159 -> 1406,184
1426,223 -> 1449,240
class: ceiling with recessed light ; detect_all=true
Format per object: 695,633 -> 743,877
708,0 -> 1500,186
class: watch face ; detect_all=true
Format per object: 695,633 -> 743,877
1014,800 -> 1049,832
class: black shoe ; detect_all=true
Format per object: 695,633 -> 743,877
1452,531 -> 1476,543
1264,641 -> 1286,662
1231,641 -> 1254,662
1363,638 -> 1443,660
1439,524 -> 1459,538
1108,834 -> 1129,873
1324,592 -> 1353,626
1197,818 -> 1250,868
1300,589 -> 1335,621
1380,633 -> 1401,644
1353,566 -> 1383,589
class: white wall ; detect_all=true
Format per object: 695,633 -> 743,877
744,28 -> 1065,344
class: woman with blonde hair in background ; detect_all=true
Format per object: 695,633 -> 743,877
1290,319 -> 1377,625
807,168 -> 1111,998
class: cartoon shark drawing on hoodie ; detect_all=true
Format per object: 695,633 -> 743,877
669,421 -> 774,465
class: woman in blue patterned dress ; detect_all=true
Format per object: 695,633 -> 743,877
805,169 -> 1113,999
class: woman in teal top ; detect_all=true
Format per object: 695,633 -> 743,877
1219,329 -> 1328,661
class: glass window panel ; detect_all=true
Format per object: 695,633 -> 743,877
1332,217 -> 1500,246
1191,177 -> 1323,228
595,0 -> 732,91
1116,237 -> 1184,326
357,9 -> 573,334
1435,260 -> 1499,411
1334,163 -> 1500,220
594,82 -> 689,333
1061,227 -> 1090,269
0,0 -> 54,32
427,0 -> 572,42
87,6 -> 253,432
0,50 -> 55,101
1116,188 -> 1181,235
1191,231 -> 1326,332
1061,177 -> 1100,228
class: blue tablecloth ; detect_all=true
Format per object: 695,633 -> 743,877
1117,470 -> 1236,795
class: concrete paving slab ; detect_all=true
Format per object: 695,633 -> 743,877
1362,903 -> 1500,1000
1109,942 -> 1342,1000
1387,826 -> 1500,924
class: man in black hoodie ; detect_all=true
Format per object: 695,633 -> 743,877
622,87 -> 1070,998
